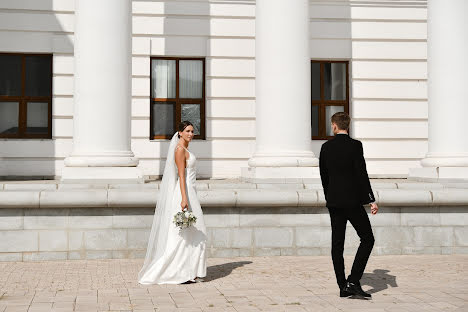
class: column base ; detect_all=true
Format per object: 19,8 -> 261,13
64,155 -> 139,167
241,166 -> 320,183
248,154 -> 319,167
243,153 -> 320,183
408,167 -> 468,182
61,167 -> 144,184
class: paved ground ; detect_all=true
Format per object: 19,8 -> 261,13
0,255 -> 467,312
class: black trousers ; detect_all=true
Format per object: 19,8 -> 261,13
328,205 -> 375,289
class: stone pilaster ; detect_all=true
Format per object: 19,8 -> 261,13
242,0 -> 319,182
62,0 -> 142,183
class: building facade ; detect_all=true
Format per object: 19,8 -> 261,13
1,0 -> 468,261
0,0 -> 467,181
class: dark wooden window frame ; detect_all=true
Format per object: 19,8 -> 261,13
311,60 -> 350,140
0,53 -> 53,139
150,56 -> 206,140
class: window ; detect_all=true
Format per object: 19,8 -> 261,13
150,57 -> 205,140
0,53 -> 52,139
311,60 -> 349,140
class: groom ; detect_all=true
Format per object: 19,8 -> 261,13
319,112 -> 378,299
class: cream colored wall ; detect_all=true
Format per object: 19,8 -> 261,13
309,0 -> 428,177
351,2 -> 427,177
0,0 -> 428,178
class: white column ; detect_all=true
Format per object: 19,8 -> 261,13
62,0 -> 142,183
409,0 -> 468,181
242,0 -> 319,182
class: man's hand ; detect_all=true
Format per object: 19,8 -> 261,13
370,202 -> 378,215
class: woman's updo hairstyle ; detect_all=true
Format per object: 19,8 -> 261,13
178,120 -> 194,138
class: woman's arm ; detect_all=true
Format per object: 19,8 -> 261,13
174,146 -> 189,211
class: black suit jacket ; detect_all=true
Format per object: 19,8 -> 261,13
319,134 -> 375,208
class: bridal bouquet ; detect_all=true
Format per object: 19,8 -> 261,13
173,209 -> 197,229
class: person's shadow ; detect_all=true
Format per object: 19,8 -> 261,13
203,261 -> 253,282
360,269 -> 398,294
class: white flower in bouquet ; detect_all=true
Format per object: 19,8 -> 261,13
173,208 -> 197,229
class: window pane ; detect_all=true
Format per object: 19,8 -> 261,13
311,62 -> 321,100
25,55 -> 52,96
179,60 -> 203,99
311,105 -> 319,137
27,102 -> 48,134
152,102 -> 174,136
151,60 -> 176,98
324,63 -> 346,101
0,55 -> 22,96
325,106 -> 344,136
0,102 -> 19,134
181,104 -> 201,135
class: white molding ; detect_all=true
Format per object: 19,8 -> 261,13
1,184 -> 468,208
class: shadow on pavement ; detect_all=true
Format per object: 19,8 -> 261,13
361,269 -> 398,294
204,261 -> 253,282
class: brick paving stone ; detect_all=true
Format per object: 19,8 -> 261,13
130,299 -> 153,310
4,306 -> 29,312
108,302 -> 132,310
27,302 -> 53,312
0,255 -> 466,311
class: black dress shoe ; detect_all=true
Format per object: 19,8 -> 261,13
344,282 -> 372,298
340,289 -> 352,298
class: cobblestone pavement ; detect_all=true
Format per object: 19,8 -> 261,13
0,255 -> 466,312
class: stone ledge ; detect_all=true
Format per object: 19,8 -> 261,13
1,188 -> 468,208
40,190 -> 108,208
2,180 -> 468,192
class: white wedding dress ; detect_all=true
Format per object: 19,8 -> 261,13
138,133 -> 207,285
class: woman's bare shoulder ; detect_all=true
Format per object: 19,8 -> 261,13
175,146 -> 186,158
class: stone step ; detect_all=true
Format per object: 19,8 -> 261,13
1,188 -> 468,208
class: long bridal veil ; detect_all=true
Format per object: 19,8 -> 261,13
138,132 -> 179,280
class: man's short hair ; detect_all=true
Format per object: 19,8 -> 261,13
331,112 -> 350,131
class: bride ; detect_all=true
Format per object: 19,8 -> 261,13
138,121 -> 207,284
